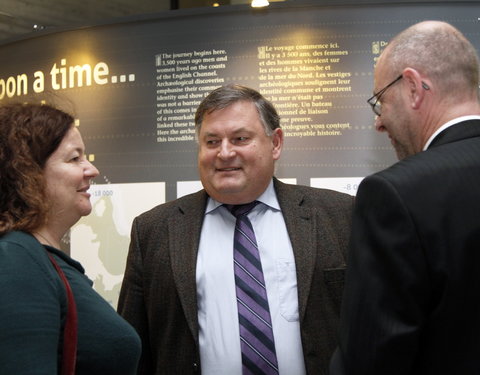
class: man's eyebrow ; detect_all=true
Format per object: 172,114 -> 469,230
203,127 -> 251,138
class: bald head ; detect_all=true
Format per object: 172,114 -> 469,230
372,21 -> 480,159
382,21 -> 479,101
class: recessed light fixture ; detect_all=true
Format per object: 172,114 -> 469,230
251,0 -> 269,8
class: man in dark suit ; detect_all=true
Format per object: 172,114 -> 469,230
330,21 -> 480,375
118,84 -> 353,374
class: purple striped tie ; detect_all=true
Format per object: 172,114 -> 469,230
227,202 -> 279,375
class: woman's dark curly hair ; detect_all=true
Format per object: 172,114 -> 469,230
0,103 -> 74,235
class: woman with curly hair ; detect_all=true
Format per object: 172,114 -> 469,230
0,103 -> 141,374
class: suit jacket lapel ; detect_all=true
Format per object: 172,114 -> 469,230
169,190 -> 208,344
274,178 -> 315,322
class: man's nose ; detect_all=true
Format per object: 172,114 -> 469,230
375,116 -> 386,132
217,140 -> 235,158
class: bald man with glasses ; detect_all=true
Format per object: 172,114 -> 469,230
330,21 -> 480,375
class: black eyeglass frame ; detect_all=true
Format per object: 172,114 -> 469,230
367,74 -> 403,116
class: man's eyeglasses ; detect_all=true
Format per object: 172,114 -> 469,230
367,75 -> 403,116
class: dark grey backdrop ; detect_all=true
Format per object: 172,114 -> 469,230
0,1 -> 479,201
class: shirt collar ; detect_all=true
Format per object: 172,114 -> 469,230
205,179 -> 280,214
423,115 -> 480,150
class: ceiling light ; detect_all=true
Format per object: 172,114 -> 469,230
251,0 -> 269,8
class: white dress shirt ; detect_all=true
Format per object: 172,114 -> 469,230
196,180 -> 306,375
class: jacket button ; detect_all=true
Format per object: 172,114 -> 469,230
193,362 -> 199,373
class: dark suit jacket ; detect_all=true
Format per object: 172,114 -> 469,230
118,178 -> 353,374
330,120 -> 480,375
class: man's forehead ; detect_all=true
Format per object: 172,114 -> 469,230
374,55 -> 389,87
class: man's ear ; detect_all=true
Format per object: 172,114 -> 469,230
402,68 -> 430,110
272,128 -> 283,160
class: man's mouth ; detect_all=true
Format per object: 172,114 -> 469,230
217,167 -> 240,172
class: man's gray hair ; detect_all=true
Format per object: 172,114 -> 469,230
194,84 -> 280,139
386,21 -> 479,100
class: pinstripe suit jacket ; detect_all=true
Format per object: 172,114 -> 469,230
330,120 -> 480,375
118,178 -> 353,374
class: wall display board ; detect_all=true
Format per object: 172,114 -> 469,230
1,1 -> 478,306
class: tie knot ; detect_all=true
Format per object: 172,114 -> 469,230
226,201 -> 259,218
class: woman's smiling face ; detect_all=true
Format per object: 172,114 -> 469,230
43,126 -> 99,225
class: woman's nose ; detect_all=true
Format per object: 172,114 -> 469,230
85,159 -> 100,178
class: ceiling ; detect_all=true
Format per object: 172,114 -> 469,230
3,0 -> 447,45
0,0 -> 263,45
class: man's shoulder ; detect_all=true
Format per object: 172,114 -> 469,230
274,179 -> 353,208
374,135 -> 480,184
362,137 -> 480,198
363,157 -> 426,193
135,189 -> 207,224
